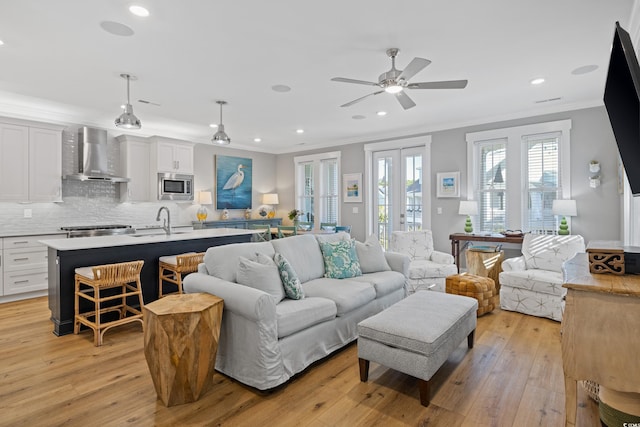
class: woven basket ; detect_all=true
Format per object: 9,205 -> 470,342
580,380 -> 600,402
445,273 -> 496,316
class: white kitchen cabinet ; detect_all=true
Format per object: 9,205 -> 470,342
0,123 -> 29,201
155,140 -> 193,174
0,119 -> 62,202
1,233 -> 65,302
29,127 -> 62,202
117,135 -> 151,202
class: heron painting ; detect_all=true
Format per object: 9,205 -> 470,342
215,155 -> 252,209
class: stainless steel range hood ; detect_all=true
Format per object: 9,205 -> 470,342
64,127 -> 130,182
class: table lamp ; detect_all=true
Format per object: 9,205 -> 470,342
552,199 -> 577,235
459,200 -> 478,233
262,193 -> 279,218
196,191 -> 213,222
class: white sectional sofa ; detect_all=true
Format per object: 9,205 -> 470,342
183,233 -> 409,390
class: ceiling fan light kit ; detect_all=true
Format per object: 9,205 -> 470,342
331,48 -> 468,110
115,73 -> 142,129
212,100 -> 231,145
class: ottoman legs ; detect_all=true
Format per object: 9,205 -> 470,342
358,328 -> 476,407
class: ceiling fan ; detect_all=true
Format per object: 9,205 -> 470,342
331,48 -> 468,110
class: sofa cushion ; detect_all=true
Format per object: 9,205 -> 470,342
522,234 -> 585,273
499,269 -> 566,296
409,259 -> 458,279
303,278 -> 376,316
350,271 -> 406,298
204,241 -> 275,282
274,252 -> 305,300
271,234 -> 325,283
275,297 -> 337,338
319,239 -> 362,279
390,230 -> 434,261
236,254 -> 285,304
356,235 -> 391,274
315,231 -> 350,244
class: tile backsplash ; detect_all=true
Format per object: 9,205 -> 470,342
0,126 -> 197,235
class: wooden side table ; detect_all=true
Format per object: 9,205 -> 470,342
143,293 -> 223,406
465,249 -> 505,292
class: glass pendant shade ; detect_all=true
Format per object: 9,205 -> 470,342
115,74 -> 141,129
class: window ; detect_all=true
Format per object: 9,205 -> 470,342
294,152 -> 340,225
466,120 -> 571,233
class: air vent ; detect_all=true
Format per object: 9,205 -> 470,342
535,97 -> 562,104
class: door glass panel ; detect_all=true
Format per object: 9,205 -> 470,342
376,156 -> 392,248
405,153 -> 422,231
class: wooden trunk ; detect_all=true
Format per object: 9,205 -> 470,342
143,293 -> 223,407
465,249 -> 505,292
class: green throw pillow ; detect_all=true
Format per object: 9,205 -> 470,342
274,252 -> 305,300
319,239 -> 362,279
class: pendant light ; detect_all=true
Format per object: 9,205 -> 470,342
212,100 -> 231,145
115,73 -> 141,129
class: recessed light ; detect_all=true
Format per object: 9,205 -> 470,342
271,84 -> 291,93
209,123 -> 218,128
530,77 -> 545,85
100,21 -> 134,37
377,111 -> 387,116
352,115 -> 366,120
0,40 -> 4,46
572,64 -> 599,75
254,138 -> 262,143
129,5 -> 150,17
296,129 -> 304,134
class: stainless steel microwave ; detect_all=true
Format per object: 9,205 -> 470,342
158,173 -> 194,201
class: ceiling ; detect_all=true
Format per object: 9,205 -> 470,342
0,1 -> 635,153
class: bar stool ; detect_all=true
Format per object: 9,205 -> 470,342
74,260 -> 144,346
158,252 -> 204,298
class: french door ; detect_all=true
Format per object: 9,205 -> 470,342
372,147 -> 425,248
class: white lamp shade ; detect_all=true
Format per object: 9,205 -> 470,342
458,200 -> 478,216
198,191 -> 213,205
263,193 -> 279,205
552,199 -> 577,216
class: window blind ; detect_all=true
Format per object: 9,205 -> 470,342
321,158 -> 338,223
524,132 -> 560,233
477,139 -> 507,233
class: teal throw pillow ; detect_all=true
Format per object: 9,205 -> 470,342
274,252 -> 305,300
319,239 -> 362,279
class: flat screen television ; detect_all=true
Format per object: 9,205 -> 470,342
603,22 -> 640,196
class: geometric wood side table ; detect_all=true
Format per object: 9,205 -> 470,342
143,293 -> 223,406
465,249 -> 505,293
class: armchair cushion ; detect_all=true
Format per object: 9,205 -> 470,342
431,250 -> 454,265
502,256 -> 526,272
523,234 -> 585,272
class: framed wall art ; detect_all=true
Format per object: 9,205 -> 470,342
436,171 -> 460,198
343,173 -> 362,203
216,155 -> 252,209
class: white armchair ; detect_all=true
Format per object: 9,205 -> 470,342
499,234 -> 585,321
390,230 -> 457,293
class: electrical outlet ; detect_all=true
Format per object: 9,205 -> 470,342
352,207 -> 358,214
437,207 -> 443,215
24,208 -> 32,218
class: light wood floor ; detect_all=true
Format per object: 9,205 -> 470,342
0,297 -> 599,427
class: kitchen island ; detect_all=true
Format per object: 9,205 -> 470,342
40,228 -> 257,336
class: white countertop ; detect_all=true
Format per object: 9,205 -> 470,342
39,228 -> 258,251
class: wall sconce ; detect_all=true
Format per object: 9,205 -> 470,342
589,160 -> 601,188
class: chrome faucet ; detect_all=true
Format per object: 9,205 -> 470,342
156,206 -> 171,235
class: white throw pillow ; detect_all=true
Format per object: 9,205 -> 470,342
356,235 -> 391,274
236,254 -> 285,304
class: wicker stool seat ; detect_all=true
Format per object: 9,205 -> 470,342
158,252 -> 204,298
74,260 -> 144,346
446,273 -> 497,316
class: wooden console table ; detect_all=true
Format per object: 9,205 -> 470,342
562,253 -> 640,426
449,233 -> 524,272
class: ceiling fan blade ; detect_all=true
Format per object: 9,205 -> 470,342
340,90 -> 385,107
408,80 -> 468,89
395,91 -> 416,110
331,77 -> 380,86
397,57 -> 431,81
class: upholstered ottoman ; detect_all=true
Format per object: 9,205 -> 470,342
446,273 -> 497,316
357,291 -> 477,406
